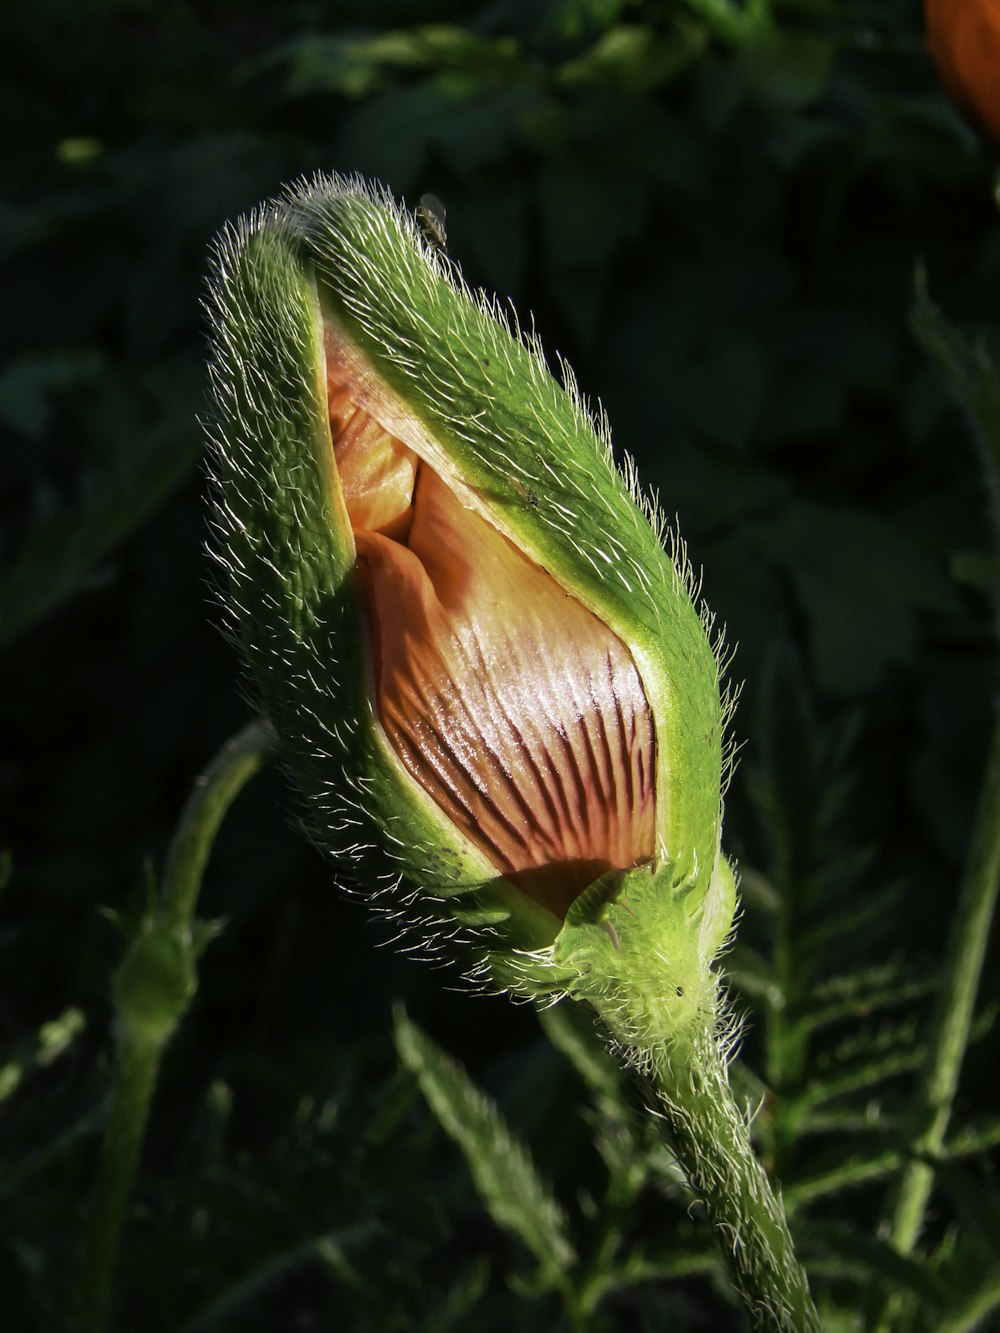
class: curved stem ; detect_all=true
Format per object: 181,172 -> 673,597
161,719 -> 277,932
640,1023 -> 820,1332
73,719 -> 276,1333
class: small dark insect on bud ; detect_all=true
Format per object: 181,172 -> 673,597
415,192 -> 448,251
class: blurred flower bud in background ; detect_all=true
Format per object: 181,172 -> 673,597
926,0 -> 1000,141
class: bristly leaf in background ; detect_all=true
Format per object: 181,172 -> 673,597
393,1007 -> 577,1283
537,1000 -> 651,1191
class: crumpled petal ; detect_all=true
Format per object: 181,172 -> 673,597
333,371 -> 656,919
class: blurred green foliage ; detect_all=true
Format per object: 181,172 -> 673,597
2,0 -> 999,1328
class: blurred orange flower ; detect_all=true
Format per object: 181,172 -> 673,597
926,0 -> 1000,141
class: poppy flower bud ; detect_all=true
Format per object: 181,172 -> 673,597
925,0 -> 1000,142
205,175 -> 735,1043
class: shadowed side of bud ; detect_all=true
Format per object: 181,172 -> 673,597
205,173 -> 735,1030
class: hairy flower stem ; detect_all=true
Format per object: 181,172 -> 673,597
872,705 -> 1000,1331
73,720 -> 275,1333
640,1026 -> 820,1332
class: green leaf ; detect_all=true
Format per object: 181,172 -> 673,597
255,27 -> 521,100
761,501 -> 958,694
944,1116 -> 1000,1160
800,1019 -> 926,1109
0,406 -> 199,646
680,0 -> 770,44
784,1147 -> 899,1210
798,882 -> 905,958
558,23 -> 708,97
931,1270 -> 1000,1333
924,1160 -> 1000,1254
0,1008 -> 86,1105
0,350 -> 103,437
736,28 -> 838,112
798,963 -> 935,1034
537,1000 -> 654,1192
394,1008 -> 577,1279
800,1222 -> 949,1305
537,1000 -> 622,1109
178,1226 -> 380,1332
922,1218 -> 1000,1333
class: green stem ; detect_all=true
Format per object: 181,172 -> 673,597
872,706 -> 1000,1328
644,1025 -> 821,1332
73,719 -> 275,1333
161,719 -> 276,933
72,1037 -> 159,1333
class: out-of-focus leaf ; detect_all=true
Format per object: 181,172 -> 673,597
930,1270 -> 1000,1333
538,159 -> 648,270
801,1222 -> 949,1305
256,26 -> 521,100
681,0 -> 770,44
725,942 -> 785,1008
544,0 -> 629,43
801,1019 -> 925,1109
0,351 -> 103,436
784,1148 -> 899,1209
944,1116 -> 1000,1159
537,1000 -> 649,1190
179,1226 -> 379,1333
759,502 -> 958,694
925,1160 -> 1000,1254
537,1001 -> 622,1109
917,1174 -> 1000,1333
0,419 -> 199,647
558,23 -> 708,96
798,963 -> 935,1034
394,1007 -> 577,1280
736,28 -> 837,112
0,1008 -> 86,1105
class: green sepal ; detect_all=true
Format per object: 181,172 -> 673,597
206,207 -> 559,953
489,858 -> 736,1044
298,180 -> 725,908
206,173 -> 733,978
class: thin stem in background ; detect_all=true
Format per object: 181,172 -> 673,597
72,719 -> 276,1333
869,269 -> 1000,1331
872,707 -> 1000,1328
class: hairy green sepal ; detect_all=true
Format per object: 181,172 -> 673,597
206,174 -> 732,1002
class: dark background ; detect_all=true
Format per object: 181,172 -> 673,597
2,1 -> 998,1328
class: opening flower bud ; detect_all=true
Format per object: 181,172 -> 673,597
206,175 -> 734,1018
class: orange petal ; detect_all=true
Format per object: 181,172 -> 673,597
356,466 -> 656,919
926,0 -> 1000,140
332,382 -> 417,539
